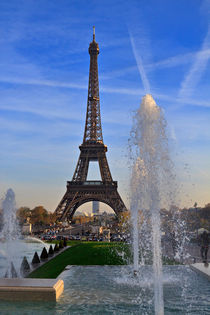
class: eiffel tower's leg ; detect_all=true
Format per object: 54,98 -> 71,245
61,199 -> 79,221
54,191 -> 69,218
101,189 -> 127,216
72,154 -> 89,182
55,191 -> 80,220
98,154 -> 113,182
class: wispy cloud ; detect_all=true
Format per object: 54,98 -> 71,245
0,115 -> 82,138
170,114 -> 210,141
101,50 -> 198,80
154,91 -> 210,108
101,85 -> 143,95
0,76 -> 87,90
0,75 -> 144,98
129,33 -> 151,93
146,51 -> 196,71
178,25 -> 210,99
0,87 -> 135,128
1,79 -> 209,129
100,66 -> 136,80
0,93 -> 84,121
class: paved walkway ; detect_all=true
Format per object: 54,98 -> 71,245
190,263 -> 210,280
162,241 -> 208,264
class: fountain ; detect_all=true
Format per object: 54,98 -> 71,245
0,189 -> 64,300
130,94 -> 178,314
0,189 -> 41,277
0,188 -> 21,277
0,189 -> 52,278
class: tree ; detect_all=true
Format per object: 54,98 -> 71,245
16,205 -> 57,226
16,207 -> 31,224
118,211 -> 131,234
30,206 -> 49,225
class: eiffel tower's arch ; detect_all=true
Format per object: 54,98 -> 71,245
75,201 -> 115,216
54,28 -> 127,221
60,195 -> 121,221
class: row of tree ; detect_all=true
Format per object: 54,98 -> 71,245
1,203 -> 209,229
118,204 -> 210,234
16,206 -> 56,226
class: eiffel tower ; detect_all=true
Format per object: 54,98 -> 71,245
55,27 -> 127,221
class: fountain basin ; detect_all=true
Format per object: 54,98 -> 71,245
0,278 -> 64,301
0,265 -> 209,313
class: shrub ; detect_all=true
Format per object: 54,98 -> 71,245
32,251 -> 40,265
40,247 -> 48,260
59,240 -> 64,249
4,270 -> 8,278
20,256 -> 30,276
11,262 -> 18,278
54,243 -> 59,252
48,245 -> 54,256
63,238 -> 67,247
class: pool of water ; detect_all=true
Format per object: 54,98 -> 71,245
0,265 -> 209,314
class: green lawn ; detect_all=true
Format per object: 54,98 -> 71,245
28,242 -> 130,279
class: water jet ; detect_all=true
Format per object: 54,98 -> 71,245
130,94 -> 178,314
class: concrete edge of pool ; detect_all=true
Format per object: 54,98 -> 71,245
0,278 -> 64,301
190,262 -> 210,280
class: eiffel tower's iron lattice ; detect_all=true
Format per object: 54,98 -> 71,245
55,27 -> 127,221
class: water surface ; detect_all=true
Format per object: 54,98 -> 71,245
0,265 -> 209,314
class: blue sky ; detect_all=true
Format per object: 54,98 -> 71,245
0,0 -> 210,211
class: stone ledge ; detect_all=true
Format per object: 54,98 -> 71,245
0,278 -> 64,301
190,262 -> 210,280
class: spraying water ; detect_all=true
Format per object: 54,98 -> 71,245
0,189 -> 21,277
0,189 -> 51,278
130,94 -> 175,315
1,189 -> 20,239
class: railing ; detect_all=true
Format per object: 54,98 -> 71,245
67,180 -> 117,187
83,181 -> 102,185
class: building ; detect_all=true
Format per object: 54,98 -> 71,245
22,223 -> 32,235
92,201 -> 99,214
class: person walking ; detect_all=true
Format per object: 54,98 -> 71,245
200,231 -> 209,263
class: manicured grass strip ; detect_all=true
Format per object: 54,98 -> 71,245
46,240 -> 81,246
28,242 -> 129,279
